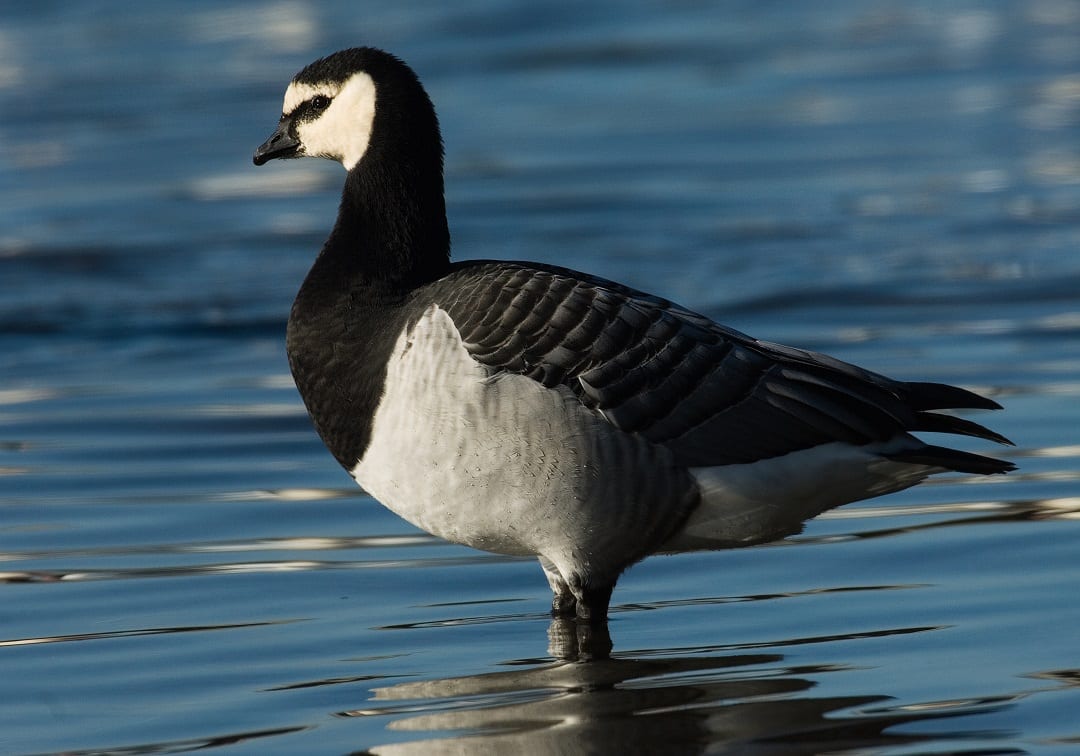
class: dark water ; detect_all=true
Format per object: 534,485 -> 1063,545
3,2 -> 1079,753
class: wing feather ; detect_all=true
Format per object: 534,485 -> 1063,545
425,261 -> 1010,468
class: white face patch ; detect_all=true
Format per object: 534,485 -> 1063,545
281,72 -> 377,171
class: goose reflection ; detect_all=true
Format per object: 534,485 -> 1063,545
342,622 -> 1014,755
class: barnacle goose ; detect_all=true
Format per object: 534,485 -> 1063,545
253,47 -> 1014,623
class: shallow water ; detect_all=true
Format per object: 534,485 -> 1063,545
3,2 -> 1080,754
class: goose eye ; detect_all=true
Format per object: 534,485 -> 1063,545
311,95 -> 332,111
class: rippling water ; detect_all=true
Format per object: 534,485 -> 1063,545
3,2 -> 1080,754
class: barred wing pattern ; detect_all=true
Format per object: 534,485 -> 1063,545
432,262 -> 1009,469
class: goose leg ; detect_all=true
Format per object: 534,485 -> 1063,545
540,557 -> 616,622
572,581 -> 614,624
538,556 -> 576,617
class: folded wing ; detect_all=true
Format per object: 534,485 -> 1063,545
432,262 -> 1013,473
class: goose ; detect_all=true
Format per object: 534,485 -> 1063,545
253,47 -> 1014,623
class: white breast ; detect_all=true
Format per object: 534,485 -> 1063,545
352,306 -> 606,558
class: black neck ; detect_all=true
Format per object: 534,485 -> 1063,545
286,53 -> 451,466
321,128 -> 450,291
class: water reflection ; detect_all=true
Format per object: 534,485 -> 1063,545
547,617 -> 612,660
809,494 -> 1080,545
0,619 -> 291,648
39,726 -> 310,756
344,633 -> 1019,755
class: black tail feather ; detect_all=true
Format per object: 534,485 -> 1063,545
905,381 -> 1003,411
913,411 -> 1015,446
886,445 -> 1016,475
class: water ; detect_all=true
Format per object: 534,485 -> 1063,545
3,1 -> 1079,753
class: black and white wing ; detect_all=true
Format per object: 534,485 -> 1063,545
429,261 -> 1013,472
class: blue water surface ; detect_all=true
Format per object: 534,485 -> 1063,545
2,2 -> 1079,754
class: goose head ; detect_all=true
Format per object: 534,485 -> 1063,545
253,47 -> 442,174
